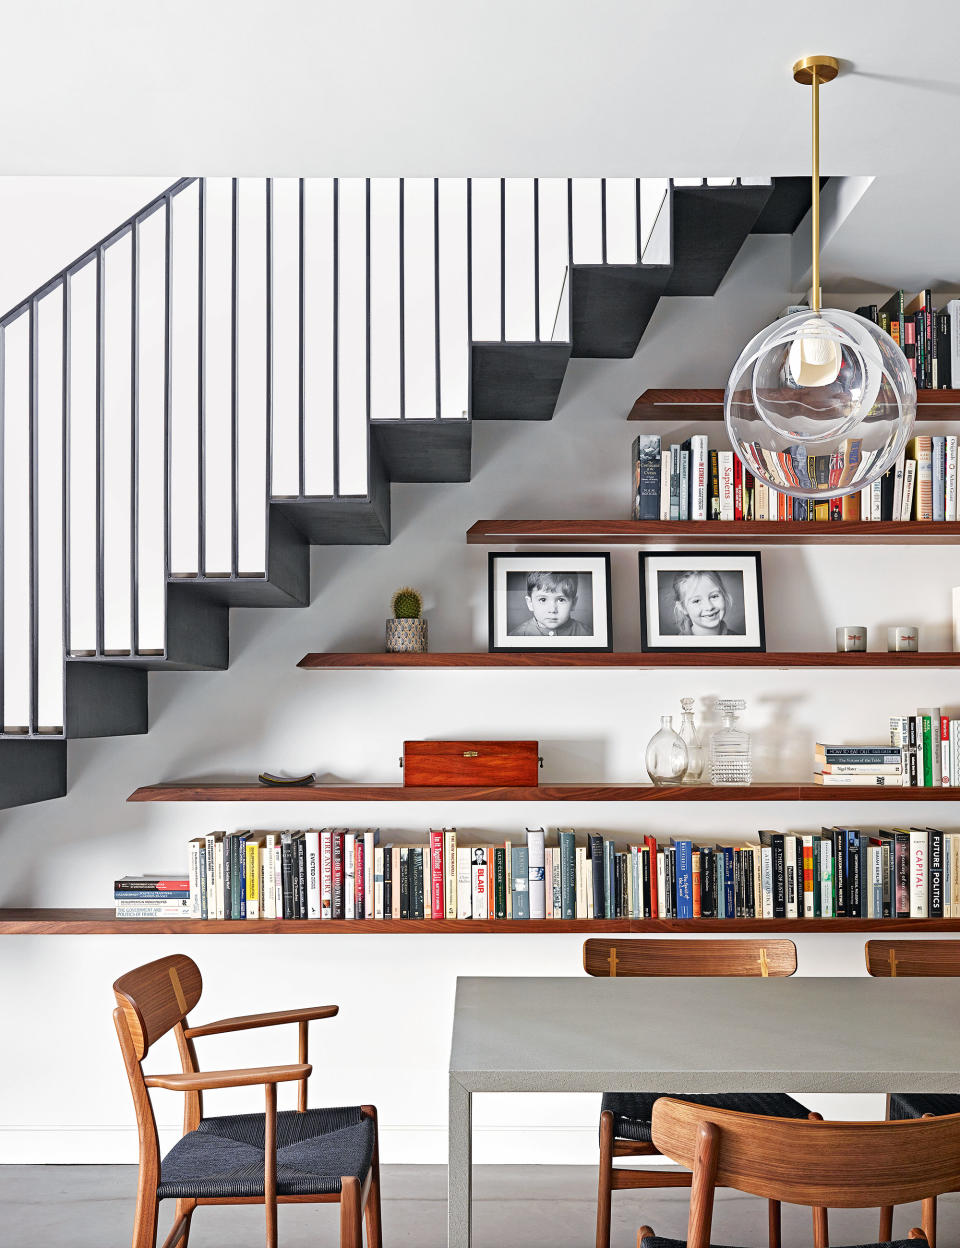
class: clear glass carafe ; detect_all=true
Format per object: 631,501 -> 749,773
710,698 -> 752,785
677,697 -> 704,783
645,715 -> 688,786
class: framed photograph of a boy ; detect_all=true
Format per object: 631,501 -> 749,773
488,553 -> 613,652
638,551 -> 765,652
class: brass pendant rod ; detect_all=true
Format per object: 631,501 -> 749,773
811,66 -> 821,311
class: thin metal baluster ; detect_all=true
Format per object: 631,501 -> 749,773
0,326 -> 5,729
365,179 -> 372,441
130,221 -> 140,653
61,279 -> 70,708
332,178 -> 340,496
433,179 -> 440,418
265,177 -> 273,562
163,197 -> 173,593
95,247 -> 104,654
197,179 -> 206,578
298,178 -> 305,498
533,179 -> 541,343
28,301 -> 38,733
499,179 -> 506,342
601,177 -> 608,265
230,179 -> 239,574
398,179 -> 405,423
466,178 -> 473,359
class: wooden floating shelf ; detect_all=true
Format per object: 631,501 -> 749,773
128,783 -> 960,803
299,651 -> 960,670
628,387 -> 960,422
5,909 -> 960,936
467,520 -> 960,546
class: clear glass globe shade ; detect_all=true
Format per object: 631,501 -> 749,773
724,308 -> 917,499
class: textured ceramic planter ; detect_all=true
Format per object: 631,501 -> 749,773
385,617 -> 428,653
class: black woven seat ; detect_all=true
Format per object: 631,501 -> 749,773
157,1105 -> 375,1200
889,1092 -> 960,1121
602,1091 -> 811,1143
641,1238 -> 921,1248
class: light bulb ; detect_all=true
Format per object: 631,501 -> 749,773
787,320 -> 842,387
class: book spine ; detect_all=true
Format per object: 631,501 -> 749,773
494,846 -> 507,919
305,830 -> 321,919
659,452 -> 671,521
760,846 -> 773,918
526,828 -> 546,919
669,444 -> 681,520
430,829 -> 445,919
930,827 -> 944,919
410,846 -> 425,919
678,449 -> 689,521
374,847 -> 384,919
320,830 -> 332,920
382,843 -> 393,919
364,830 -> 376,918
691,435 -> 708,521
560,831 -> 576,919
708,449 -> 720,519
456,848 -> 472,919
332,831 -> 344,920
910,830 -> 928,917
718,452 -> 734,520
589,833 -> 605,920
933,436 -> 946,521
943,716 -> 952,788
444,828 -> 458,919
344,835 -> 355,919
947,435 -> 958,521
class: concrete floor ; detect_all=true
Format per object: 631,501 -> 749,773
0,1164 -> 953,1247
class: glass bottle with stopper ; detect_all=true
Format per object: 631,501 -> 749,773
645,715 -> 688,787
710,698 -> 752,786
677,697 -> 704,784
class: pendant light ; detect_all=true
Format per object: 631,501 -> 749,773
724,55 -> 916,500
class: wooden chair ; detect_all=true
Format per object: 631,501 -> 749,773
584,938 -> 807,1248
866,938 -> 960,1248
113,953 -> 382,1248
637,1096 -> 956,1247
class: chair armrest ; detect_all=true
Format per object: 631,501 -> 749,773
144,1062 -> 311,1092
183,1005 -> 338,1039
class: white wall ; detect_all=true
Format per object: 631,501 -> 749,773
2,223 -> 958,1166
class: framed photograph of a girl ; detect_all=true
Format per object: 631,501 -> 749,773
488,552 -> 613,652
638,551 -> 765,652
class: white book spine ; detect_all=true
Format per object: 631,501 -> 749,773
947,436 -> 958,521
320,830 -> 333,919
901,460 -> 917,521
861,484 -> 871,520
656,852 -> 666,917
760,847 -> 773,918
755,479 -> 768,521
891,450 -> 906,520
456,848 -> 472,919
188,840 -> 204,918
945,834 -> 953,917
718,452 -> 734,520
526,828 -> 546,919
261,834 -> 276,920
543,847 -> 553,918
944,725 -> 952,788
364,830 -> 377,917
659,452 -> 671,521
344,836 -> 355,919
444,828 -> 457,918
953,720 -> 960,790
870,477 -> 882,521
585,859 -> 594,919
553,845 -> 563,917
950,299 -> 960,385
204,834 -> 219,920
273,845 -> 283,918
784,835 -> 798,919
910,830 -> 928,917
374,847 -> 384,919
691,435 -> 708,520
575,846 -> 587,918
678,449 -> 689,521
305,830 -> 322,918
504,841 -> 512,918
769,487 -> 781,521
214,840 -> 225,920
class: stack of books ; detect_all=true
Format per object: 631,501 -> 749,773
856,291 -> 958,389
114,874 -> 192,919
632,433 -> 958,524
814,742 -> 907,787
116,825 -> 960,922
816,712 -> 960,787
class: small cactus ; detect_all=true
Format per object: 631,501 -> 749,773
391,587 -> 423,619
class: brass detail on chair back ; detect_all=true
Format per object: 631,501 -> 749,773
759,948 -> 769,978
608,947 -> 618,976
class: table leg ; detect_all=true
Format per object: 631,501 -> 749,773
448,1075 -> 473,1248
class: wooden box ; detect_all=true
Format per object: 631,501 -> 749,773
402,740 -> 540,787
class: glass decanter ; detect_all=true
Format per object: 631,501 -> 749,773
645,715 -> 688,786
677,697 -> 705,784
710,698 -> 752,786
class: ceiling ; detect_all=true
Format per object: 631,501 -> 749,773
3,0 -> 959,177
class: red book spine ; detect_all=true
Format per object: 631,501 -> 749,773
644,834 -> 658,917
354,838 -> 364,918
430,829 -> 445,918
733,456 -> 743,519
942,716 -> 951,788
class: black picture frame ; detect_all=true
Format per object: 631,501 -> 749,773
488,551 -> 613,653
638,550 -> 766,652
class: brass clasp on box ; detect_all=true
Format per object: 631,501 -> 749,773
462,750 -> 479,757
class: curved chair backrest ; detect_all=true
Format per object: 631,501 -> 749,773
651,1097 -> 960,1210
583,938 -> 797,978
865,939 -> 960,978
113,953 -> 203,1060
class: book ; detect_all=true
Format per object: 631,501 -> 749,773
444,828 -> 458,919
493,846 -> 507,919
718,452 -> 734,520
910,435 -> 933,520
929,827 -> 945,919
659,452 -> 671,520
305,829 -> 321,919
813,773 -> 908,786
430,828 -> 445,919
910,829 -> 928,917
559,829 -> 576,919
688,435 -> 708,521
632,434 -> 662,521
510,845 -> 528,919
456,848 -> 472,919
526,828 -> 546,919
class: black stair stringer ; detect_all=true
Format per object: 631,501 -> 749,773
64,663 -> 148,738
0,739 -> 66,810
275,439 -> 391,544
570,264 -> 673,359
471,341 -> 572,421
663,183 -> 774,297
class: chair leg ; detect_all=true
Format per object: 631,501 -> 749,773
767,1199 -> 781,1248
879,1205 -> 894,1243
362,1105 -> 383,1248
921,1196 -> 937,1248
597,1110 -> 614,1248
159,1202 -> 196,1248
131,1188 -> 159,1248
813,1206 -> 829,1248
341,1176 -> 363,1248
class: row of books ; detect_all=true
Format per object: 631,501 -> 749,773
815,713 -> 960,788
856,291 -> 958,390
115,825 -> 957,921
631,434 -> 955,523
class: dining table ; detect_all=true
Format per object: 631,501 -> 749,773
448,974 -> 960,1248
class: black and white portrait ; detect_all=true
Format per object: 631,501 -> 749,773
488,553 -> 612,652
639,552 -> 765,652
